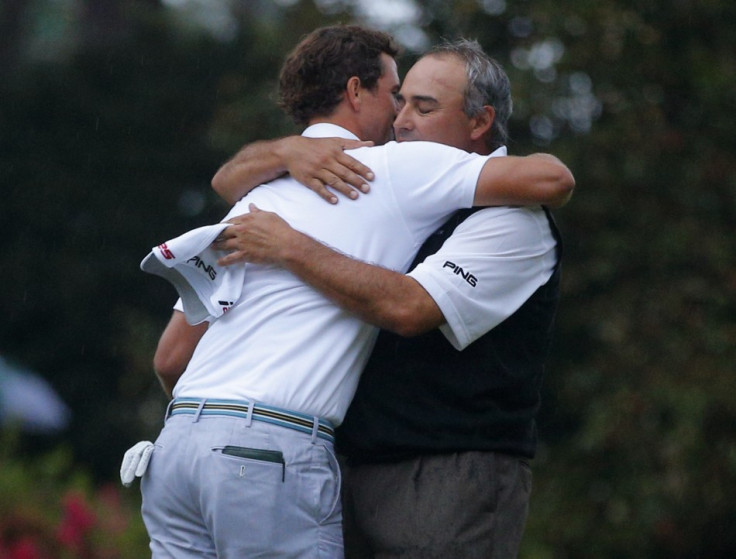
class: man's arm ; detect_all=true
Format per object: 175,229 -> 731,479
211,136 -> 375,205
215,205 -> 443,337
212,146 -> 573,334
152,310 -> 208,398
473,153 -> 575,208
213,138 -> 573,209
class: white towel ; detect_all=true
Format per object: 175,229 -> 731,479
140,223 -> 245,325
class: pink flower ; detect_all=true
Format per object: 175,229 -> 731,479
5,536 -> 42,559
56,491 -> 96,552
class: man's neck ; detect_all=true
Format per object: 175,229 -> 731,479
468,137 -> 492,156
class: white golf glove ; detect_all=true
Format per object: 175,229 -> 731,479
120,441 -> 154,487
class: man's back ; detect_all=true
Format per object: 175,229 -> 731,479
172,123 -> 490,424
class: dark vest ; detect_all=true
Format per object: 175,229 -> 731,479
336,208 -> 563,464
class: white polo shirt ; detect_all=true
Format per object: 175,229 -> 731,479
173,123 -> 496,424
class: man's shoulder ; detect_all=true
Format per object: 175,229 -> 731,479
452,206 -> 553,237
376,140 -> 464,155
467,205 -> 546,219
367,141 -> 485,172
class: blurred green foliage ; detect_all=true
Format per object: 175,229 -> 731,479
1,0 -> 734,556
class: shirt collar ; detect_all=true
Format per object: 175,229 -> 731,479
301,125 -> 508,155
302,123 -> 360,141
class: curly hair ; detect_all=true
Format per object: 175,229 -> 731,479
279,25 -> 400,125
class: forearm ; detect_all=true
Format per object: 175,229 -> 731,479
474,153 -> 575,208
279,232 -> 443,336
212,136 -> 374,206
211,139 -> 289,205
216,204 -> 443,335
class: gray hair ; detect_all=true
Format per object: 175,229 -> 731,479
427,39 -> 512,151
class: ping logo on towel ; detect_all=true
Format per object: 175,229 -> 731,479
219,301 -> 234,314
442,261 -> 477,287
158,243 -> 175,260
187,256 -> 218,280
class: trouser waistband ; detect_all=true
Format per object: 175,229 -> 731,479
168,398 -> 335,443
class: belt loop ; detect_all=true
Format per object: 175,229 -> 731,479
193,398 -> 206,423
164,399 -> 175,425
245,400 -> 254,428
310,417 -> 319,444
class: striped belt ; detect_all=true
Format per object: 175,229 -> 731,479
168,398 -> 335,443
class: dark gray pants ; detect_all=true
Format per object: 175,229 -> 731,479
341,451 -> 531,559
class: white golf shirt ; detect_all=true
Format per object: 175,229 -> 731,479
172,123 -> 497,424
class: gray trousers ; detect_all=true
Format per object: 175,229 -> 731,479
141,413 -> 343,558
341,451 -> 532,559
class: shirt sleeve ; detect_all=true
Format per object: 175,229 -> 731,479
407,206 -> 558,350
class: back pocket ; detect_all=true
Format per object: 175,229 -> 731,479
221,446 -> 285,481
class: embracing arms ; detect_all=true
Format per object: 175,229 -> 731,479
212,136 -> 574,208
215,204 -> 443,336
211,138 -> 574,337
211,136 -> 375,205
473,152 -> 574,208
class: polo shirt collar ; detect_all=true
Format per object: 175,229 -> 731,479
302,123 -> 360,141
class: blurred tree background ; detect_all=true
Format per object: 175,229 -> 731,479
1,0 -> 734,557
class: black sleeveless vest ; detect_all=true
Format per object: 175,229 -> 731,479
336,208 -> 563,463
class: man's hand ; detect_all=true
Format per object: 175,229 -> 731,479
215,204 -> 298,266
278,136 -> 375,204
120,441 -> 154,487
212,136 -> 375,205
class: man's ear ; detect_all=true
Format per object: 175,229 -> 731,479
346,76 -> 362,111
470,105 -> 495,142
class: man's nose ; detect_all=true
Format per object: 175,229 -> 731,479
394,104 -> 412,132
